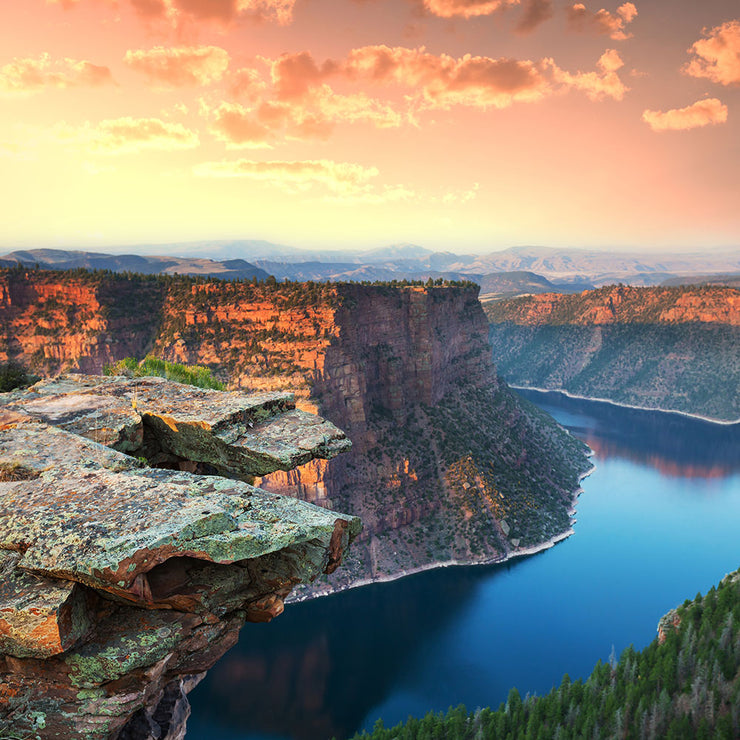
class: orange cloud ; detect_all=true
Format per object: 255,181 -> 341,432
192,158 -> 379,194
422,0 -> 519,18
551,49 -> 628,100
642,98 -> 728,132
209,102 -> 273,148
173,0 -> 296,24
49,0 -> 297,25
124,45 -> 229,87
226,45 -> 629,139
344,45 -> 550,109
515,0 -> 553,34
269,52 -> 338,100
684,20 -> 740,87
0,54 -> 114,94
208,88 -> 402,147
71,117 -> 200,154
566,2 -> 637,41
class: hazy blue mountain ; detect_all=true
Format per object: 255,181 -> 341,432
0,249 -> 269,281
662,272 -> 740,288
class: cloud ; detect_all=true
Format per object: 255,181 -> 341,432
566,2 -> 637,41
124,46 -> 229,87
551,49 -> 628,100
193,158 -> 379,194
421,0 -> 520,18
515,0 -> 553,34
344,45 -> 551,109
0,54 -> 114,94
207,89 -> 403,147
50,0 -> 298,24
683,20 -> 740,87
208,102 -> 273,147
642,98 -> 728,132
269,51 -> 338,100
172,0 -> 296,24
223,45 -> 629,143
69,117 -> 200,154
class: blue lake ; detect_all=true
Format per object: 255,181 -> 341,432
187,390 -> 740,740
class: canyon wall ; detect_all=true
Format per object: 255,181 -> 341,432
485,285 -> 740,421
0,269 -> 591,595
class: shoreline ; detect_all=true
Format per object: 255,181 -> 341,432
510,384 -> 740,427
288,459 -> 597,605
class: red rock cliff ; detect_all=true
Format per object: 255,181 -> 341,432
0,270 -> 591,595
484,284 -> 740,326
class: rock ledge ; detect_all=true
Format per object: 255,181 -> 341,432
0,375 -> 359,739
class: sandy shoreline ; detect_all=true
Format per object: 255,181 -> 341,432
288,459 -> 597,605
511,384 -> 740,426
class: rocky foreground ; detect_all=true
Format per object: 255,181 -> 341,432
0,375 -> 360,739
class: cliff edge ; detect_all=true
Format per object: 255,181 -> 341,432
0,270 -> 592,597
0,375 -> 360,739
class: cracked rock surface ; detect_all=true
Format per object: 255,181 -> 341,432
0,376 -> 359,739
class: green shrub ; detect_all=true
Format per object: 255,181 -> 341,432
0,361 -> 39,392
103,355 -> 225,390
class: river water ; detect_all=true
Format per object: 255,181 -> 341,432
187,390 -> 740,740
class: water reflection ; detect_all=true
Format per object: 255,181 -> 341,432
187,564 -> 489,740
187,394 -> 740,740
516,389 -> 740,478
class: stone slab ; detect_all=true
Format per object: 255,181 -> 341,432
0,551 -> 92,659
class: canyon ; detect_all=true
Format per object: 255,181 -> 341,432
0,268 -> 591,598
486,285 -> 740,422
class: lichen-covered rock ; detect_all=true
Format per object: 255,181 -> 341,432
0,551 -> 93,659
4,374 -> 351,476
0,376 -> 359,739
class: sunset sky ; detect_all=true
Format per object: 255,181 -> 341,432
1,0 -> 738,253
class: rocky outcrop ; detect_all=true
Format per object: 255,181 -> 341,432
0,270 -> 592,598
486,285 -> 740,421
0,376 -> 359,739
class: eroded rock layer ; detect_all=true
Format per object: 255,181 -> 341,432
0,379 -> 359,739
0,270 -> 591,598
485,285 -> 740,421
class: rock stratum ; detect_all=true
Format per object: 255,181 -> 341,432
0,268 -> 591,599
0,374 -> 360,739
485,285 -> 740,422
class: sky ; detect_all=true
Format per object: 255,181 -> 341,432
1,0 -> 739,254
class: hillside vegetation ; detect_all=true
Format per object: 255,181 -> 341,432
486,286 -> 740,421
353,570 -> 740,739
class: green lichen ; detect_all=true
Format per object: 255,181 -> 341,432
65,623 -> 181,688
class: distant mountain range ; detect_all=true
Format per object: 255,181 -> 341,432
0,249 -> 269,282
2,243 -> 738,293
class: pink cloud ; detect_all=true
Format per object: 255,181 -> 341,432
124,46 -> 229,87
269,52 -> 338,100
209,102 -> 273,148
566,2 -> 638,41
642,98 -> 728,132
0,54 -> 114,94
344,45 -> 550,109
421,0 -> 519,18
684,20 -> 740,87
207,88 -> 402,147
551,49 -> 628,100
49,0 -> 297,25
